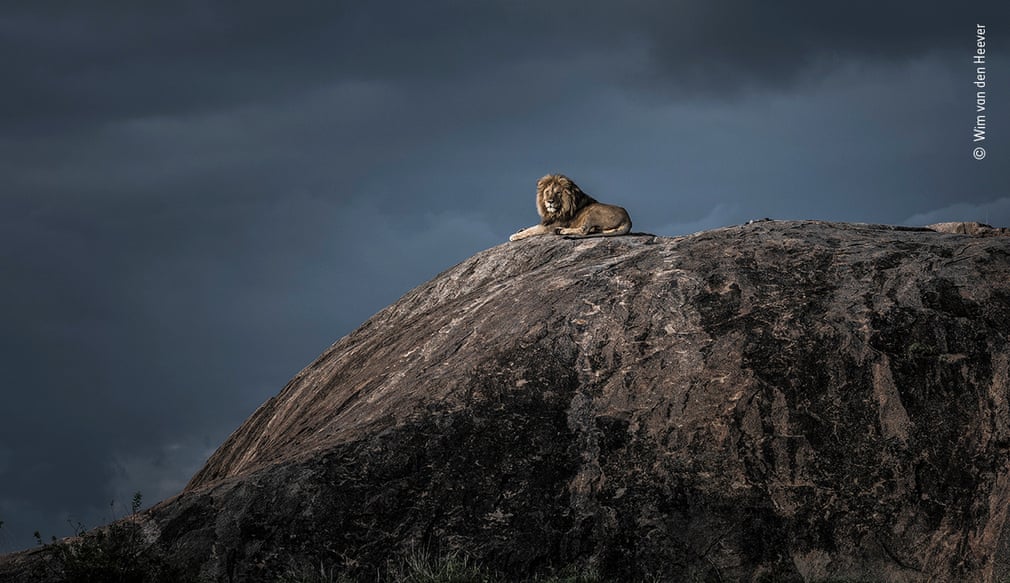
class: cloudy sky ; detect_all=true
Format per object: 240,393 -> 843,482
1,1 -> 1007,552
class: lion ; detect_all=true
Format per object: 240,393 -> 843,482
509,174 -> 632,241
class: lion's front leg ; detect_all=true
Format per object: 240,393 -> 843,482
556,224 -> 593,237
509,224 -> 551,241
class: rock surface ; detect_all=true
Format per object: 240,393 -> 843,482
3,220 -> 1010,582
927,221 -> 1010,237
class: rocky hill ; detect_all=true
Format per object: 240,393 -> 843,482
2,220 -> 1009,582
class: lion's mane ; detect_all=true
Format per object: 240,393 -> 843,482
536,174 -> 596,225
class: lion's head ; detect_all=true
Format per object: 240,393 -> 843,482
536,174 -> 593,224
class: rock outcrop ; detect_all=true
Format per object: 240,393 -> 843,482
3,220 -> 1009,582
927,221 -> 1010,237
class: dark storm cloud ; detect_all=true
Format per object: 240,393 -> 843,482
629,1 -> 977,94
0,2 -> 349,132
0,1 -> 590,135
4,1 -> 998,150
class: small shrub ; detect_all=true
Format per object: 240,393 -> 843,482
34,492 -> 199,583
905,342 -> 937,360
278,560 -> 355,583
390,548 -> 502,583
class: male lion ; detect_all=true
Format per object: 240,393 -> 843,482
509,174 -> 632,241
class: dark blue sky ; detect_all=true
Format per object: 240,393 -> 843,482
1,1 -> 1008,552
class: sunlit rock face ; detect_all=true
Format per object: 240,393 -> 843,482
4,220 -> 1009,582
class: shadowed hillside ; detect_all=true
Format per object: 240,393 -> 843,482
3,220 -> 1009,582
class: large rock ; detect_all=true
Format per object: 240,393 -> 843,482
3,220 -> 1009,582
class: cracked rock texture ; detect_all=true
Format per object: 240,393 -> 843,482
3,220 -> 1009,582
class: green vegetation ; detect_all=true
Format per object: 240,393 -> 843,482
279,560 -> 355,583
19,523 -> 888,583
32,492 -> 199,583
905,341 -> 937,360
28,496 -> 603,583
390,549 -> 500,583
19,497 -> 873,583
280,549 -> 604,583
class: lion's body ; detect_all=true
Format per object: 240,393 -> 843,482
509,174 -> 632,241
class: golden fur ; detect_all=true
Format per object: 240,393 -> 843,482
509,174 -> 632,241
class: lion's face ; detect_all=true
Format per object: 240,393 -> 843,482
542,194 -> 562,214
536,174 -> 584,222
